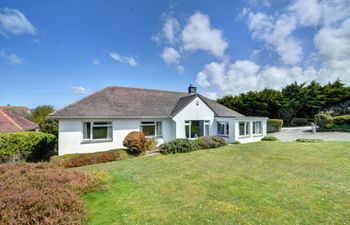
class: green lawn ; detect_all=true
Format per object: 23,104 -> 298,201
78,142 -> 350,225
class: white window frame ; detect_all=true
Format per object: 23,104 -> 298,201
140,121 -> 162,137
217,121 -> 229,137
252,121 -> 262,136
185,120 -> 210,138
83,121 -> 113,141
239,121 -> 250,137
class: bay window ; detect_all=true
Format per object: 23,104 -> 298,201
140,121 -> 162,137
83,122 -> 112,140
217,121 -> 229,136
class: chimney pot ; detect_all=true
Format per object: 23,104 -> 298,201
188,84 -> 197,94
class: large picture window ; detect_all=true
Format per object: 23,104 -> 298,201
140,121 -> 162,137
185,120 -> 209,138
83,122 -> 112,140
253,121 -> 262,135
239,121 -> 250,136
217,121 -> 229,136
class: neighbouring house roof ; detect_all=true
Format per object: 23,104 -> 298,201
50,86 -> 244,119
0,105 -> 31,117
0,108 -> 39,132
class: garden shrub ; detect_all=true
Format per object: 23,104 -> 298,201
196,136 -> 226,149
51,149 -> 130,168
267,119 -> 283,132
295,138 -> 323,143
333,115 -> 350,126
0,132 -> 57,163
123,131 -> 156,155
291,118 -> 312,126
261,136 -> 279,141
315,114 -> 335,129
0,162 -> 96,225
234,141 -> 241,144
159,139 -> 200,154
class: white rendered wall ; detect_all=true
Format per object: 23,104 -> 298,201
234,118 -> 267,143
58,118 -> 173,155
172,96 -> 215,139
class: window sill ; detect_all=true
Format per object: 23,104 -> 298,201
81,139 -> 113,144
218,135 -> 230,138
253,134 -> 263,137
238,135 -> 250,139
145,136 -> 163,139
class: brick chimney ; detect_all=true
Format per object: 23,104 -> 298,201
188,84 -> 197,94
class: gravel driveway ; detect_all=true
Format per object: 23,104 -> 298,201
270,126 -> 350,141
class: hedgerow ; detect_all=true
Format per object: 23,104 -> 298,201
0,132 -> 56,163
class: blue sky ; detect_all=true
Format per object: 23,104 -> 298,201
1,0 -> 349,108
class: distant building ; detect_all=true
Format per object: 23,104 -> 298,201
0,105 -> 31,117
0,108 -> 38,132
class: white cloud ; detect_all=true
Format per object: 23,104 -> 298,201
163,15 -> 180,45
0,8 -> 36,37
181,12 -> 228,57
203,92 -> 218,100
92,58 -> 100,65
247,12 -> 302,65
0,50 -> 22,65
290,0 -> 350,26
72,86 -> 89,94
109,52 -> 138,66
161,47 -> 180,65
196,60 -> 319,95
176,65 -> 185,74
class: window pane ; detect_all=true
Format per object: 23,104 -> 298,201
93,127 -> 108,139
156,121 -> 162,136
185,125 -> 190,138
226,122 -> 229,135
141,125 -> 155,136
256,121 -> 262,134
83,122 -> 91,139
191,120 -> 201,138
253,122 -> 256,134
205,124 -> 209,136
245,122 -> 250,135
239,122 -> 245,136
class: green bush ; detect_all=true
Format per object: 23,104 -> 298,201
291,118 -> 312,126
333,115 -> 350,126
261,136 -> 279,141
123,131 -> 156,155
295,138 -> 323,143
195,136 -> 226,149
315,114 -> 335,129
234,141 -> 241,144
159,139 -> 200,154
0,132 -> 57,163
267,119 -> 283,132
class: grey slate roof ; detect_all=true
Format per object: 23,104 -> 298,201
50,86 -> 244,118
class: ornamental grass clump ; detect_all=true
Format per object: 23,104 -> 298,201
0,162 -> 96,225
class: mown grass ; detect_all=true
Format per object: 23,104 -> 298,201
77,141 -> 350,225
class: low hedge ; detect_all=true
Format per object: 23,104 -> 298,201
0,132 -> 57,163
261,136 -> 279,141
50,149 -> 130,168
291,118 -> 313,126
159,139 -> 200,154
333,115 -> 350,126
315,114 -> 350,129
195,136 -> 226,149
295,138 -> 323,143
267,119 -> 283,132
0,162 -> 97,224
